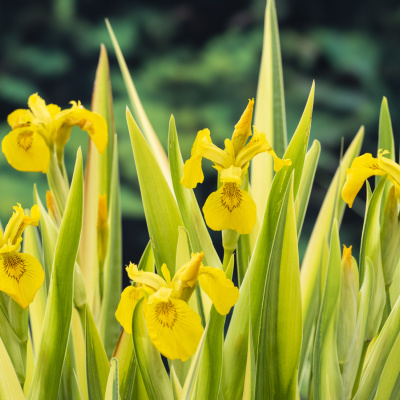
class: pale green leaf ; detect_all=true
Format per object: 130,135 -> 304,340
313,220 -> 344,399
252,0 -> 287,220
106,19 -> 171,187
105,358 -> 119,400
295,139 -> 321,237
299,126 -> 364,379
354,293 -> 400,399
86,306 -> 109,400
256,174 -> 301,399
100,135 -> 122,358
221,82 -> 314,400
0,335 -> 25,400
126,108 -> 183,275
27,149 -> 83,400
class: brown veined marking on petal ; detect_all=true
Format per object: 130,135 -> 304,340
2,254 -> 26,282
17,131 -> 34,151
155,300 -> 178,328
221,183 -> 242,212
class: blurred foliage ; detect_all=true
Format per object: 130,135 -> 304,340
1,0 -> 400,261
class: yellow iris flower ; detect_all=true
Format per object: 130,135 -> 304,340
342,149 -> 400,207
115,252 -> 239,361
2,93 -> 107,172
181,99 -> 291,234
0,204 -> 44,309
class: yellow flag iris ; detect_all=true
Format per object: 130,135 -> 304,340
115,252 -> 239,361
181,99 -> 291,234
342,149 -> 400,207
2,93 -> 107,172
0,204 -> 44,309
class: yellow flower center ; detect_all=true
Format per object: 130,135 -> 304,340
221,183 -> 243,212
154,300 -> 178,328
2,254 -> 26,282
17,131 -> 34,151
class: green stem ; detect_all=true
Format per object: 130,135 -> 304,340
352,341 -> 369,397
222,249 -> 233,273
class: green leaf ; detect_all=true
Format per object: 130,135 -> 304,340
295,140 -> 321,237
126,109 -> 183,275
0,293 -> 27,386
170,367 -> 183,400
92,44 -> 116,197
378,96 -> 395,163
24,225 -> 46,353
359,176 -> 386,340
131,299 -> 173,400
256,174 -> 302,399
341,257 -> 373,398
221,82 -> 314,400
86,306 -> 109,400
105,358 -> 119,400
191,256 -> 235,400
312,220 -> 344,399
106,19 -> 171,187
252,0 -> 287,220
243,313 -> 256,400
0,335 -> 25,400
374,330 -> 400,400
168,114 -> 221,268
112,330 -> 137,400
100,135 -> 122,358
354,293 -> 400,399
180,323 -> 210,399
299,126 -> 364,380
27,149 -> 83,400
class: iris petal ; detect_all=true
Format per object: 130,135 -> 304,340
203,183 -> 257,234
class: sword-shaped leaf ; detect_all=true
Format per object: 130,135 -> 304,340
126,109 -> 183,275
27,149 -> 83,400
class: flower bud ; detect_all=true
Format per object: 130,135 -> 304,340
337,245 -> 359,364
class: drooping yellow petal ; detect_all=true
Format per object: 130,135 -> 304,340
203,183 -> 257,234
342,153 -> 386,208
126,262 -> 167,291
144,288 -> 204,361
2,127 -> 50,172
198,266 -> 239,315
0,252 -> 44,309
115,286 -> 145,334
231,99 -> 254,154
55,102 -> 108,157
181,157 -> 204,189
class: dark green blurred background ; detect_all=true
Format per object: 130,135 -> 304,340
1,0 -> 399,263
